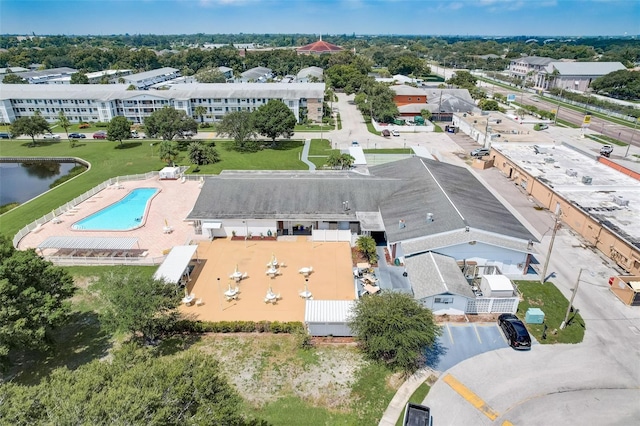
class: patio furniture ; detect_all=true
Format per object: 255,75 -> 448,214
363,284 -> 380,295
163,226 -> 173,234
356,262 -> 370,269
196,298 -> 204,306
182,293 -> 195,305
264,291 -> 277,304
299,290 -> 313,299
298,266 -> 313,276
266,267 -> 278,276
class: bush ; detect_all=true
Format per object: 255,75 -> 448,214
169,319 -> 304,334
199,122 -> 211,128
95,122 -> 108,128
79,123 -> 90,129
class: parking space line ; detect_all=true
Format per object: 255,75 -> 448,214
443,374 -> 499,421
473,324 -> 483,344
445,323 -> 454,344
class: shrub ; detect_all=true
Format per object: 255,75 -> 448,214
79,123 -> 90,129
199,122 -> 211,128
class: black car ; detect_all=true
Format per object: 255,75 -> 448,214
68,133 -> 86,139
498,313 -> 532,350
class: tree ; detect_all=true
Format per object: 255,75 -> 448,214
356,235 -> 377,263
107,116 -> 132,146
388,54 -> 427,77
590,69 -> 640,100
326,152 -> 355,170
70,72 -> 89,84
188,141 -> 220,165
2,73 -> 27,84
349,292 -> 441,375
127,84 -> 136,90
97,271 -> 181,343
194,67 -> 227,83
194,105 -> 207,124
0,236 -> 75,367
253,100 -> 296,143
420,109 -> 432,121
158,140 -> 179,165
356,82 -> 399,123
446,70 -> 478,89
0,344 -> 265,425
216,111 -> 258,152
478,99 -> 500,111
10,113 -> 50,146
144,106 -> 198,141
56,111 -> 71,139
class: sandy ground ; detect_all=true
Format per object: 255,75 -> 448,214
180,237 -> 356,322
18,177 -> 202,260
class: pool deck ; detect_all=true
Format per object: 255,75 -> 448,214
18,176 -> 202,259
180,238 -> 356,323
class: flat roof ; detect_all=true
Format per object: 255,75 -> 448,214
494,143 -> 640,249
37,236 -> 138,250
124,67 -> 180,83
153,245 -> 198,284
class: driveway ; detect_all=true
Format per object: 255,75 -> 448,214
427,323 -> 511,372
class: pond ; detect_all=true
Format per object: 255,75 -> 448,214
0,161 -> 78,206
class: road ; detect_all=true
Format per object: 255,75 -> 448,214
489,85 -> 640,149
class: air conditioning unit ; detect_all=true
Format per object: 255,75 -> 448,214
612,195 -> 629,206
582,176 -> 593,184
566,169 -> 578,177
544,157 -> 555,163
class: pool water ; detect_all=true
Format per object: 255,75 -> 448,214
72,188 -> 159,231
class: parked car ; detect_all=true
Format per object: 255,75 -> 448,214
382,129 -> 391,137
470,148 -> 490,157
0,132 -> 13,139
391,130 -> 400,137
68,133 -> 86,139
93,131 -> 107,139
42,133 -> 60,139
600,145 -> 613,157
498,313 -> 532,350
351,140 -> 359,146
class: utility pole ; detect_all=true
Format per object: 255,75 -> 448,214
540,206 -> 561,283
554,87 -> 564,125
560,268 -> 584,329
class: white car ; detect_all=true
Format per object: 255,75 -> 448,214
391,130 -> 400,137
42,133 -> 61,139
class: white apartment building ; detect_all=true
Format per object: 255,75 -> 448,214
0,83 -> 325,124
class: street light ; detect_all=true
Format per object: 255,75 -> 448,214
560,268 -> 594,329
554,87 -> 566,125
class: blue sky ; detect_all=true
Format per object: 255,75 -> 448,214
1,0 -> 637,37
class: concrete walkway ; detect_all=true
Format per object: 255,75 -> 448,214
300,138 -> 316,171
378,368 -> 436,426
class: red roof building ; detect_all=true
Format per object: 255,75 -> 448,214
297,36 -> 344,55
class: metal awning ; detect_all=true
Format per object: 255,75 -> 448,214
37,236 -> 139,250
202,222 -> 222,229
153,245 -> 199,284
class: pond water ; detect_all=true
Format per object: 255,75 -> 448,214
0,161 -> 77,206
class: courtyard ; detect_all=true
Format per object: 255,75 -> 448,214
180,237 -> 356,322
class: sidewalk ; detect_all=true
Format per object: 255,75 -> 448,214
378,369 -> 436,426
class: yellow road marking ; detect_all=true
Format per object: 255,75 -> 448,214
502,421 -> 514,426
443,374 -> 499,421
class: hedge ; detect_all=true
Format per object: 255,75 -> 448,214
171,320 -> 305,334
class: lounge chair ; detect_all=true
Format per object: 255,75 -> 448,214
196,298 -> 204,306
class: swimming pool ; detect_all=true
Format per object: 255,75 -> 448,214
72,188 -> 159,231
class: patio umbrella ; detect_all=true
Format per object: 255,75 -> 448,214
235,264 -> 239,275
164,219 -> 169,227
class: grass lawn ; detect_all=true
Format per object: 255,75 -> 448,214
586,134 -> 627,147
394,382 -> 431,426
308,138 -> 339,168
0,138 -> 307,238
295,123 -> 334,132
514,280 -> 585,344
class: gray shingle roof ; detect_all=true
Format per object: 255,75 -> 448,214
405,252 -> 475,299
123,67 -> 179,83
241,66 -> 272,79
187,157 -> 535,246
514,56 -> 554,66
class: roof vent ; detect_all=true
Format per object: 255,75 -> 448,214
426,213 -> 434,222
544,157 -> 555,163
582,176 -> 593,185
399,219 -> 406,229
566,168 -> 577,177
612,195 -> 629,206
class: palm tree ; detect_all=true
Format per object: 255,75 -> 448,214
56,111 -> 71,139
194,106 -> 207,124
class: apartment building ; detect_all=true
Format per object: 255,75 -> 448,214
0,83 -> 325,124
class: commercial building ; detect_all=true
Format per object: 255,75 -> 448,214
17,67 -> 77,84
0,82 -> 325,124
296,37 -> 344,55
540,62 -> 627,92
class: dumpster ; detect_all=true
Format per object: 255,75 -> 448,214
525,308 -> 545,324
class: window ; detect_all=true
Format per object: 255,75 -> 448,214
434,297 -> 454,304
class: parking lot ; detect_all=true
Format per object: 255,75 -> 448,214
427,323 -> 519,372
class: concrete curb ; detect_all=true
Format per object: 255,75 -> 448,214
378,368 -> 436,426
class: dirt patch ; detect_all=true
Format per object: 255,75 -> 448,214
196,334 -> 366,410
435,313 -> 501,323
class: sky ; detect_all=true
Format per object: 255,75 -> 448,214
0,0 -> 638,37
